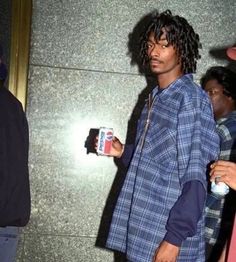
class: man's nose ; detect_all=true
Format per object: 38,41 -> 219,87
150,44 -> 160,57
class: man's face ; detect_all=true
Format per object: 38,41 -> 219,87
147,31 -> 181,76
204,79 -> 233,119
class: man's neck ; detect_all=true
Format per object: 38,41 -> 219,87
216,106 -> 236,120
157,71 -> 184,89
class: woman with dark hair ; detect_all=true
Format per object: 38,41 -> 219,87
208,46 -> 236,262
201,65 -> 236,262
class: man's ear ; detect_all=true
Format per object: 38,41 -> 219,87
177,54 -> 182,65
227,96 -> 236,106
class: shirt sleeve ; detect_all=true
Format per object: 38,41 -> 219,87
177,97 -> 219,189
120,144 -> 134,167
164,180 -> 206,246
217,121 -> 236,161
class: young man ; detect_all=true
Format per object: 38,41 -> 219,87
201,66 -> 236,261
104,10 -> 219,261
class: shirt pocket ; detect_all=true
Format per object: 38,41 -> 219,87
144,126 -> 177,166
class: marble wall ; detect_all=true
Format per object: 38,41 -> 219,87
17,0 -> 236,261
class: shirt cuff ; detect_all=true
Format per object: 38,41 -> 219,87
165,181 -> 206,246
164,231 -> 182,247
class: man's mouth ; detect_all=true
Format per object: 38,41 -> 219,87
150,58 -> 163,65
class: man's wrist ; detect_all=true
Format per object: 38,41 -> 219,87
164,231 -> 182,247
117,144 -> 125,158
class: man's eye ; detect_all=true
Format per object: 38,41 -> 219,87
162,43 -> 169,48
207,90 -> 215,96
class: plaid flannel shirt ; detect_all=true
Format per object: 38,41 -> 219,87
106,74 -> 219,262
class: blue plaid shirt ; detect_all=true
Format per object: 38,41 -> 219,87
205,111 -> 236,245
106,74 -> 219,262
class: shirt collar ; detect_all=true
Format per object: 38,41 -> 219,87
217,111 -> 236,125
151,74 -> 193,100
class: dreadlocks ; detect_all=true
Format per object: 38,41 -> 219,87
140,10 -> 202,74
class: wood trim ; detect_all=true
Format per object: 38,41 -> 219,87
8,0 -> 32,111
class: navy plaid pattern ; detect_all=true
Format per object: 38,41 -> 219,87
205,111 -> 236,245
106,74 -> 219,262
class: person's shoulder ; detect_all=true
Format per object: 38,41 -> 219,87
217,117 -> 236,141
219,111 -> 236,128
180,74 -> 204,94
0,87 -> 23,107
178,74 -> 208,103
0,87 -> 24,116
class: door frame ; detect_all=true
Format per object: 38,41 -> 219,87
8,0 -> 32,111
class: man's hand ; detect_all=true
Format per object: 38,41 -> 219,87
210,160 -> 236,190
153,241 -> 180,262
109,136 -> 124,158
95,136 -> 124,158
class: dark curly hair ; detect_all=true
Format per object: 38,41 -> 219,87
140,10 -> 202,74
201,66 -> 236,100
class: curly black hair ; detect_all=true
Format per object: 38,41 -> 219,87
201,66 -> 236,100
140,10 -> 202,74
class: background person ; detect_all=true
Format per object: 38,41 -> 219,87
210,161 -> 236,262
0,54 -> 30,261
208,45 -> 236,262
201,66 -> 236,261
